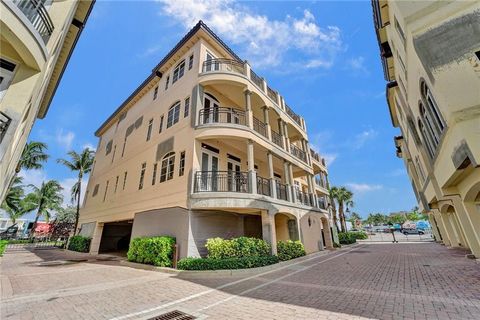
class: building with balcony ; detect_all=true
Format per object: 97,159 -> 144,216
372,1 -> 480,257
0,0 -> 95,201
78,21 -> 333,257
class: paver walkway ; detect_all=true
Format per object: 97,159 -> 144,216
1,243 -> 479,319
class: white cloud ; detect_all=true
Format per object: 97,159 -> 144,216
82,143 -> 97,152
322,153 -> 338,166
59,177 -> 88,206
56,129 -> 75,150
346,183 -> 383,193
155,1 -> 342,69
310,130 -> 339,166
388,168 -> 406,177
346,56 -> 369,75
353,129 -> 378,149
18,169 -> 47,190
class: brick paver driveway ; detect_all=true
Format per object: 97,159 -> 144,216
1,243 -> 480,320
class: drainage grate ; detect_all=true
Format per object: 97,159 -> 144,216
147,310 -> 196,320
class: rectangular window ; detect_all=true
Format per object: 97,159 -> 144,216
167,102 -> 180,128
123,171 -> 127,190
146,118 -> 153,141
114,176 -> 119,193
165,75 -> 170,90
139,162 -> 146,190
179,151 -> 185,176
92,184 -> 99,197
172,60 -> 185,84
160,153 -> 175,183
394,17 -> 406,45
153,86 -> 158,100
111,145 -> 116,163
103,181 -> 109,202
152,163 -> 158,185
159,115 -> 164,133
121,137 -> 127,157
188,54 -> 194,70
184,97 -> 190,118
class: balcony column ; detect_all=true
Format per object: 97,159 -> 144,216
307,174 -> 317,207
283,122 -> 291,152
261,210 -> 277,255
283,160 -> 292,202
263,106 -> 272,140
247,139 -> 257,194
288,163 -> 297,203
267,151 -> 277,199
244,89 -> 253,129
302,139 -> 311,165
243,60 -> 251,76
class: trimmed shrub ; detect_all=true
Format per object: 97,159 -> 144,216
127,236 -> 175,267
338,232 -> 356,245
177,255 -> 279,270
277,240 -> 306,261
67,235 -> 91,252
206,237 -> 271,259
349,231 -> 368,240
0,240 -> 8,256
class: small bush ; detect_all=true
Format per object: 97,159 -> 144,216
277,240 -> 306,261
0,240 -> 8,256
206,237 -> 271,259
127,236 -> 175,267
67,235 -> 91,252
333,242 -> 341,248
177,255 -> 279,270
349,231 -> 368,240
338,232 -> 356,245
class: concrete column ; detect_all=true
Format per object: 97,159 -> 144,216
89,222 -> 104,254
261,211 -> 277,255
283,122 -> 291,152
247,139 -> 257,194
307,174 -> 317,207
322,218 -> 334,249
267,152 -> 277,199
450,196 -> 480,258
428,213 -> 441,242
303,139 -> 312,165
243,60 -> 250,76
288,163 -> 296,203
263,106 -> 272,140
283,160 -> 292,202
441,212 -> 460,247
450,211 -> 467,248
433,210 -> 450,246
244,89 -> 253,129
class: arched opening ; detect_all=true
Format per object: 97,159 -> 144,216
440,204 -> 466,248
274,212 -> 298,242
321,217 -> 334,249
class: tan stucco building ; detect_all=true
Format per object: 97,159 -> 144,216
78,21 -> 334,258
0,0 -> 95,201
372,1 -> 480,257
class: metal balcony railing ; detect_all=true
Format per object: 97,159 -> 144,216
252,116 -> 267,138
266,85 -> 278,104
296,189 -> 312,206
276,182 -> 288,201
290,144 -> 307,163
12,0 -> 54,44
0,111 -> 12,145
271,130 -> 283,149
202,58 -> 245,75
310,149 -> 321,162
249,69 -> 265,91
194,171 -> 249,193
199,107 -> 246,126
256,176 -> 271,197
285,104 -> 302,127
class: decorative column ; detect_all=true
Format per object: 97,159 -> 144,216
263,106 -> 271,140
428,213 -> 441,242
283,121 -> 291,152
267,152 -> 277,199
433,210 -> 450,246
288,163 -> 296,203
303,139 -> 311,165
261,210 -> 277,255
247,139 -> 257,194
283,160 -> 292,202
244,89 -> 253,129
307,174 -> 317,207
89,222 -> 104,254
450,196 -> 480,258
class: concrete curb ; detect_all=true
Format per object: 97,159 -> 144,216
119,247 -> 353,279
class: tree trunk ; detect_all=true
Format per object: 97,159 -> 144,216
74,177 -> 82,235
338,202 -> 346,233
29,209 -> 42,239
330,196 -> 339,232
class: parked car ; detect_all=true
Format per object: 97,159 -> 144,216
402,228 -> 425,235
0,224 -> 18,240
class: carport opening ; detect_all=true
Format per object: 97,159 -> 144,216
99,220 -> 133,255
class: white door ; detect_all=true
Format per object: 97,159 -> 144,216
205,52 -> 219,72
203,94 -> 219,124
227,159 -> 242,192
200,151 -> 219,191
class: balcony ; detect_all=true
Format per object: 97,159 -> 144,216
290,144 -> 307,163
198,107 -> 246,126
12,0 -> 54,44
296,189 -> 312,207
252,116 -> 267,138
194,171 -> 249,193
0,111 -> 12,145
285,104 -> 302,127
256,176 -> 271,197
202,58 -> 245,75
271,130 -> 284,149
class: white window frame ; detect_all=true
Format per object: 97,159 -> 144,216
172,60 -> 185,84
160,152 -> 175,182
167,101 -> 180,128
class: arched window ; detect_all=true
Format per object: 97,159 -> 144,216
160,152 -> 175,182
167,101 -> 180,128
419,80 -> 445,141
418,117 -> 435,159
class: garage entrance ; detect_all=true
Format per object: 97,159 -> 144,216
99,220 -> 133,255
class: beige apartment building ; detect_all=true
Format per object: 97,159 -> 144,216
0,0 -> 95,201
372,1 -> 480,257
78,21 -> 333,258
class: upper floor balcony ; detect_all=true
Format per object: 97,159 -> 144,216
200,58 -> 305,131
11,0 -> 54,44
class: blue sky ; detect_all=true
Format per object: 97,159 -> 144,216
24,0 -> 416,217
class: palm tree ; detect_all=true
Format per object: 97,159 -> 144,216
2,176 -> 24,213
328,186 -> 340,232
2,194 -> 37,224
333,187 -> 354,232
57,148 -> 95,234
348,211 -> 362,228
28,180 -> 63,237
15,141 -> 49,173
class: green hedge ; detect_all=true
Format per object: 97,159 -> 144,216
0,240 -> 8,256
177,255 -> 279,270
67,235 -> 91,252
206,237 -> 271,259
349,231 -> 368,240
277,240 -> 306,261
338,232 -> 357,245
127,236 -> 175,267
